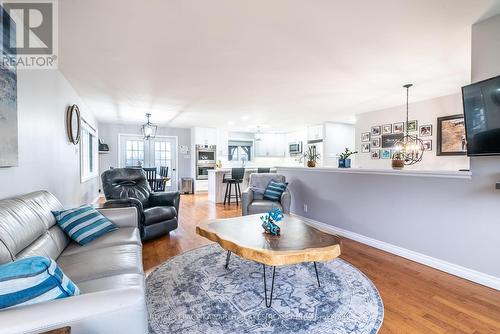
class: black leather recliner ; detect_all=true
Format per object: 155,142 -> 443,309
101,168 -> 180,241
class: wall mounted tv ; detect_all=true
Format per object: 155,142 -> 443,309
462,74 -> 500,156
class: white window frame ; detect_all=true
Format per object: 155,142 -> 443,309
228,139 -> 253,162
80,119 -> 99,183
124,139 -> 145,167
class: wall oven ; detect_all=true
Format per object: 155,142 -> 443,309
196,144 -> 216,164
196,164 -> 215,180
196,144 -> 216,179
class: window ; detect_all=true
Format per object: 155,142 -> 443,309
125,140 -> 145,167
154,141 -> 171,168
228,140 -> 252,161
80,120 -> 98,182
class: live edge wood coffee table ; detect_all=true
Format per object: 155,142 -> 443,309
196,214 -> 342,307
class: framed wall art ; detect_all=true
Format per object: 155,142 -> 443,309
422,140 -> 432,151
393,122 -> 404,134
371,126 -> 381,137
407,120 -> 418,132
0,7 -> 18,167
381,149 -> 392,159
382,124 -> 392,134
436,114 -> 466,156
381,133 -> 404,148
419,125 -> 432,137
371,149 -> 380,159
361,143 -> 370,153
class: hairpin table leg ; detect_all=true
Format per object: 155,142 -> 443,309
263,264 -> 276,308
313,262 -> 321,287
225,251 -> 231,269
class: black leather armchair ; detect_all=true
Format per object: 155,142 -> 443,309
101,168 -> 180,241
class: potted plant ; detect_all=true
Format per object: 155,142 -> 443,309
337,148 -> 357,168
392,151 -> 405,169
297,146 -> 321,167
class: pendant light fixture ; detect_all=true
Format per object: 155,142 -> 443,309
393,84 -> 424,165
141,113 -> 158,140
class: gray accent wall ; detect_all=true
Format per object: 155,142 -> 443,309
279,167 -> 500,280
0,70 -> 99,207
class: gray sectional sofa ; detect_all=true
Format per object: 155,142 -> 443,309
0,191 -> 148,334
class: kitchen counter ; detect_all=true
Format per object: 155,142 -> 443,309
208,168 -> 277,203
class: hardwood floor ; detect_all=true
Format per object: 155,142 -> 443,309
142,193 -> 500,333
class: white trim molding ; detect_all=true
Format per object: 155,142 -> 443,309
277,166 -> 472,179
296,214 -> 500,291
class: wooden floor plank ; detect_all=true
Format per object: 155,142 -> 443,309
141,193 -> 500,333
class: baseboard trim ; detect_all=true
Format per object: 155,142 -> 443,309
295,214 -> 500,291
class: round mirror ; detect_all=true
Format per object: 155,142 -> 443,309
66,104 -> 81,145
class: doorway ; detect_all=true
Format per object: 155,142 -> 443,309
118,134 -> 178,191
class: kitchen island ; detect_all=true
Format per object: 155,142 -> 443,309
208,168 -> 277,203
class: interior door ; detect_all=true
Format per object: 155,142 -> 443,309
149,137 -> 177,191
119,135 -> 178,191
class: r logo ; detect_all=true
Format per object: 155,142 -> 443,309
2,2 -> 53,54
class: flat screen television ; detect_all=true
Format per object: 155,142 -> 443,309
462,74 -> 500,156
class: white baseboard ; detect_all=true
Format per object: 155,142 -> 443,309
295,214 -> 500,291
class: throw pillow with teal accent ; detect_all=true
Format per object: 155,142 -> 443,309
52,205 -> 118,245
263,180 -> 288,201
0,256 -> 80,309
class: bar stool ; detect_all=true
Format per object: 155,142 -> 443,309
223,168 -> 245,205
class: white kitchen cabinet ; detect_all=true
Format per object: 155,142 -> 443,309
307,124 -> 324,141
255,133 -> 286,157
216,128 -> 229,159
194,127 -> 217,145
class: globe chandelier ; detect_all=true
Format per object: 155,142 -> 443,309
393,84 -> 424,165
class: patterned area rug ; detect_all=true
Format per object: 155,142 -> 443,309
146,244 -> 384,334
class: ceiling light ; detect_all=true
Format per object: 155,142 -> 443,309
141,113 -> 157,140
393,84 -> 424,165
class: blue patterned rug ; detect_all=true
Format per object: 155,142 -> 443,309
146,244 -> 384,334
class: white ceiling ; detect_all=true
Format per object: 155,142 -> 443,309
59,0 -> 500,131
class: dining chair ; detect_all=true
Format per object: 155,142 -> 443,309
157,166 -> 169,191
160,166 -> 169,178
143,167 -> 157,191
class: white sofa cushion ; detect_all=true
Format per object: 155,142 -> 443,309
57,244 -> 143,283
77,273 -> 145,294
62,227 -> 141,256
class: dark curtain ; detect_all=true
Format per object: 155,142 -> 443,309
241,146 -> 251,160
228,146 -> 238,161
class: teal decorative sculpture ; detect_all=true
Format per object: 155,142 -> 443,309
260,207 -> 284,236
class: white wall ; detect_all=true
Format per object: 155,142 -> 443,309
0,70 -> 99,207
323,122 -> 356,167
355,93 -> 470,171
97,123 -> 192,185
